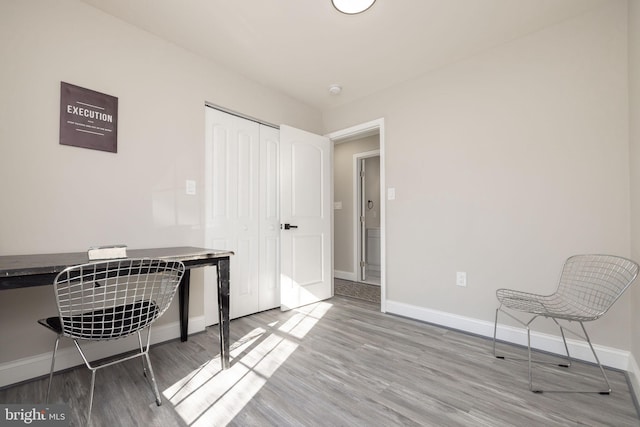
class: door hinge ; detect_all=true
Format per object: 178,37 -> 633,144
360,261 -> 366,267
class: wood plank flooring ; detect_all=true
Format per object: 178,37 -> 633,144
1,296 -> 638,426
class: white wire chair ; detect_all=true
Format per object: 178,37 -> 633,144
38,258 -> 185,423
493,254 -> 638,394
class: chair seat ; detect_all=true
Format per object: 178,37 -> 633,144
38,300 -> 158,340
496,288 -> 600,322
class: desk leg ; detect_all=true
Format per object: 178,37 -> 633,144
218,258 -> 230,369
179,269 -> 190,342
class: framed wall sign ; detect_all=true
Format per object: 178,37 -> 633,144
59,82 -> 118,153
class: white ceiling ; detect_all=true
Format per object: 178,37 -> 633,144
79,0 -> 609,112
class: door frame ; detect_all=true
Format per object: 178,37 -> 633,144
327,118 -> 386,313
354,150 -> 380,284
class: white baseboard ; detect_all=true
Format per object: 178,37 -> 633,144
367,264 -> 381,273
385,300 -> 631,371
628,354 -> 640,405
334,270 -> 357,282
0,316 -> 206,389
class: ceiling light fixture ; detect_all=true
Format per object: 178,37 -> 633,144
332,0 -> 376,15
328,84 -> 342,95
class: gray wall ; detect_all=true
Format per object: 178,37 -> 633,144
0,0 -> 322,365
324,1 -> 632,349
629,0 -> 640,378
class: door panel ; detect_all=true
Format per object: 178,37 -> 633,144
359,158 -> 367,281
211,125 -> 230,219
237,130 -> 256,220
280,125 -> 332,311
293,234 -> 324,285
259,125 -> 281,311
292,144 -> 323,217
205,108 -> 260,320
263,135 -> 279,219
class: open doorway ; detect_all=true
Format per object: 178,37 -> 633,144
328,119 -> 386,312
357,153 -> 381,285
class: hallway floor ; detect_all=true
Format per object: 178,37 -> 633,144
334,278 -> 381,303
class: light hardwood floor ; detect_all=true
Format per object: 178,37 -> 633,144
1,296 -> 638,426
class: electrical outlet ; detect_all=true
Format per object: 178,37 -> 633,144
456,272 -> 467,287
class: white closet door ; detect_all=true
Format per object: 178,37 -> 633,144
205,108 -> 260,320
205,109 -> 330,320
259,125 -> 281,311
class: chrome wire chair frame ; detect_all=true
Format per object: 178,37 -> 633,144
492,254 -> 638,394
38,258 -> 185,424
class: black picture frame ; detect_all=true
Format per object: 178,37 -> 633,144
59,82 -> 118,153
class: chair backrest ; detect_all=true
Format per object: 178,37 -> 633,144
53,258 -> 185,340
556,254 -> 639,319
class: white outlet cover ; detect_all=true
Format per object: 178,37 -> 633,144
186,180 -> 196,195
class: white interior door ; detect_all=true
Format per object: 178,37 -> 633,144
259,125 -> 281,311
359,158 -> 367,281
205,107 -> 261,321
280,125 -> 332,311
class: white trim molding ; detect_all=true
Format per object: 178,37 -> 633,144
386,300 -> 632,371
628,354 -> 640,405
0,316 -> 206,388
352,149 -> 380,286
334,269 -> 357,282
328,118 -> 386,313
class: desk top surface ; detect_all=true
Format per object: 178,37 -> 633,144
0,246 -> 233,278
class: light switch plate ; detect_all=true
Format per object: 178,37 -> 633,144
186,180 -> 196,195
456,272 -> 467,287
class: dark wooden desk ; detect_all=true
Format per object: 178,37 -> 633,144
0,246 -> 233,369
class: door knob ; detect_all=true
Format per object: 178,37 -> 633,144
283,223 -> 298,230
